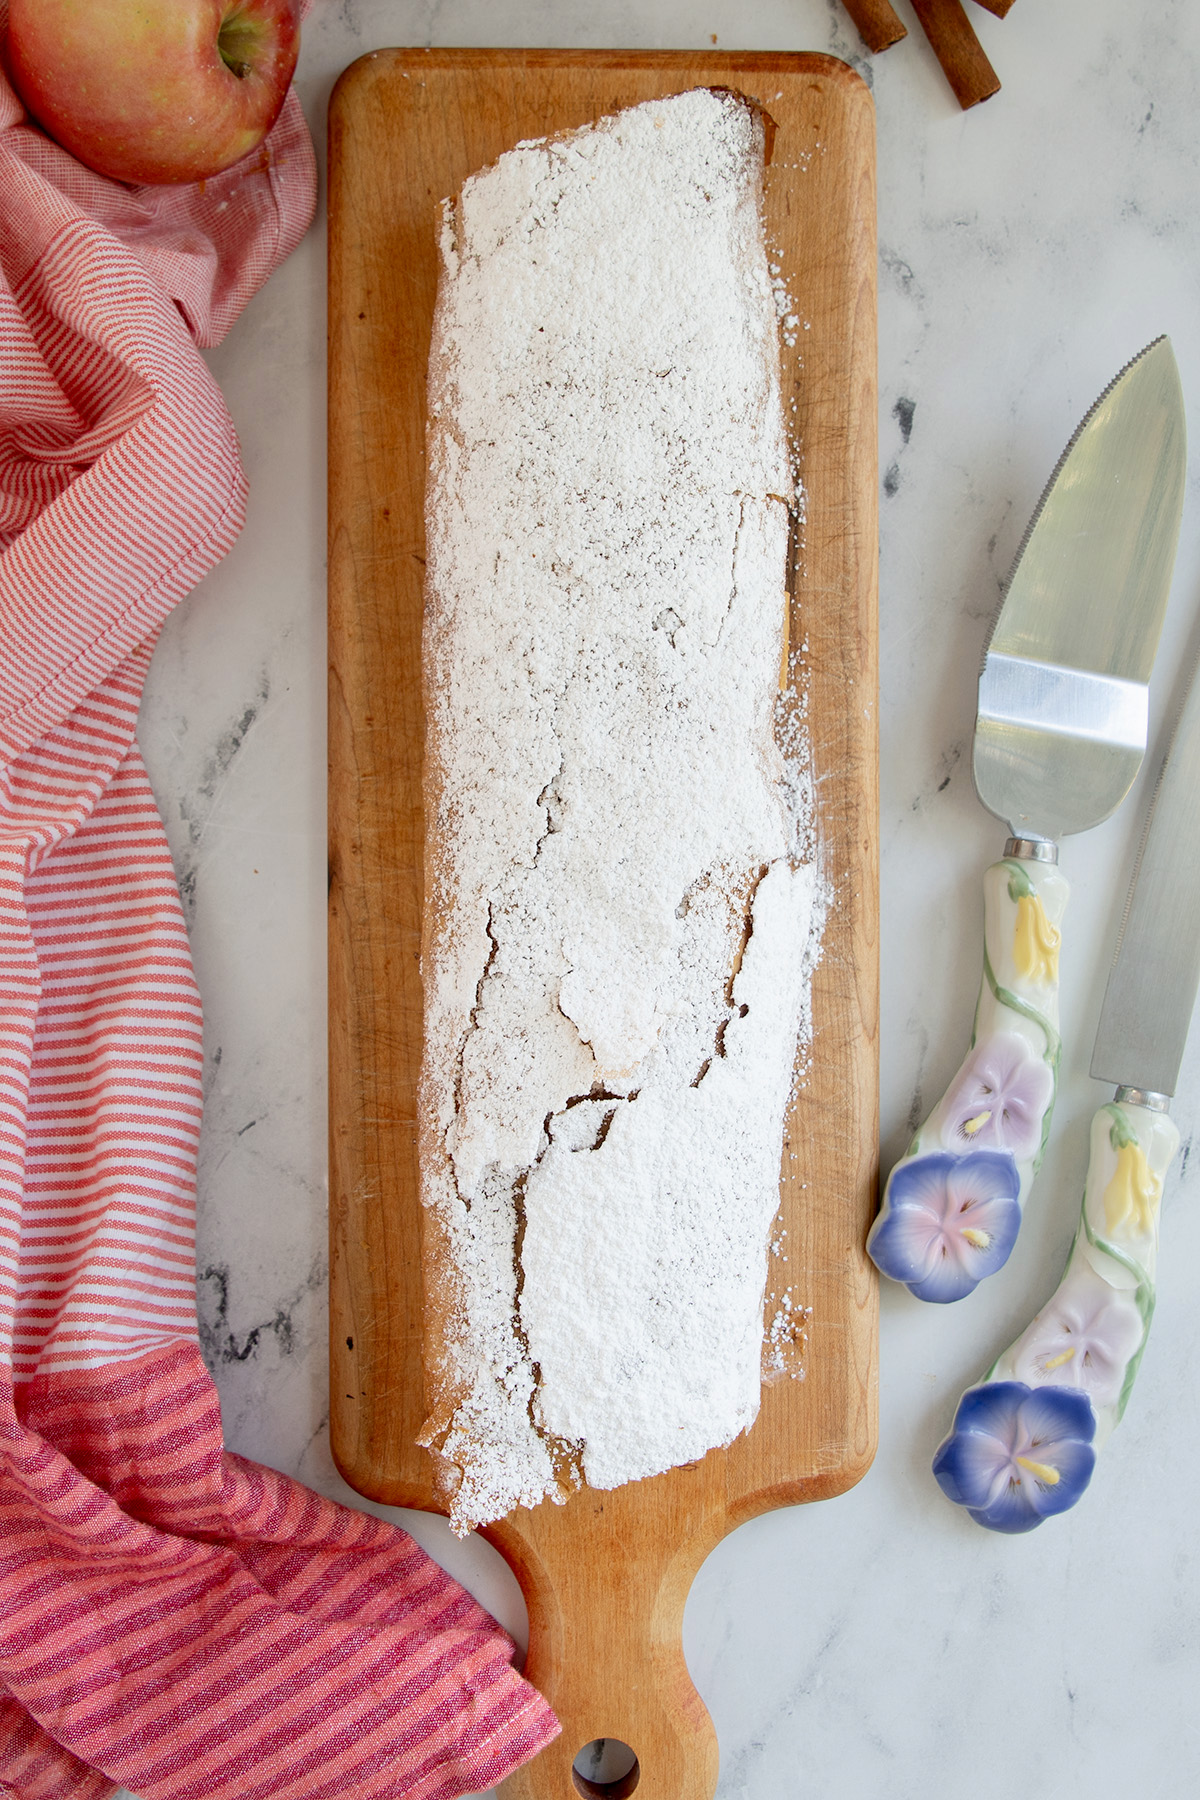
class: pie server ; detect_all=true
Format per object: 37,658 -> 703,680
933,621 -> 1200,1530
869,337 -> 1187,1301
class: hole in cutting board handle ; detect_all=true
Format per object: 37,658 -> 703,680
571,1739 -> 640,1798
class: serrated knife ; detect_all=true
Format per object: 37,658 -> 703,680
868,338 -> 1187,1303
932,637 -> 1200,1531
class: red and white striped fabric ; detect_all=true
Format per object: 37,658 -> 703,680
0,12 -> 559,1798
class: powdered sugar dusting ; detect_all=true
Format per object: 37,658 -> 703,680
420,88 -> 826,1533
763,1285 -> 812,1383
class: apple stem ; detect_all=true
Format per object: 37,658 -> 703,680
218,11 -> 256,80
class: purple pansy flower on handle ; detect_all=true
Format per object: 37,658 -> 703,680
940,1032 -> 1054,1160
932,1381 -> 1097,1533
867,1149 -> 1021,1302
1010,1279 -> 1144,1412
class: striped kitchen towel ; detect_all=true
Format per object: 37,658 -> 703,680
0,14 -> 559,1800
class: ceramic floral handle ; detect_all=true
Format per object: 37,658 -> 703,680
867,853 -> 1068,1301
931,1096 -> 1180,1531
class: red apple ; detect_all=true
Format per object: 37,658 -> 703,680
6,0 -> 300,186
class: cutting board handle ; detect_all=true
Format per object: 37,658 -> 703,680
492,1498 -> 718,1800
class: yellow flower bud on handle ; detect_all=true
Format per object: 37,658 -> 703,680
1013,891 -> 1061,984
1102,1139 -> 1162,1239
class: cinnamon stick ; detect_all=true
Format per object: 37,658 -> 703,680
839,0 -> 908,54
910,0 -> 1001,109
971,0 -> 1017,17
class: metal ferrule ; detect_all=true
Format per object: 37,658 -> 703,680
1114,1085 -> 1173,1113
1004,836 -> 1059,864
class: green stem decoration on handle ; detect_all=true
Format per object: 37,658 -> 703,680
867,851 -> 1069,1302
931,1098 -> 1181,1532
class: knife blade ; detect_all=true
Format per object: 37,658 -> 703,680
932,639 -> 1200,1531
1090,661 -> 1200,1096
868,340 -> 1186,1304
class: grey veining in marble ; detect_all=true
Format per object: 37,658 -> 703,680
118,2 -> 1200,1795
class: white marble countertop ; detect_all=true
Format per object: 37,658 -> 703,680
128,1 -> 1200,1794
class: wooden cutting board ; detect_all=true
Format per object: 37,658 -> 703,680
328,49 -> 877,1800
